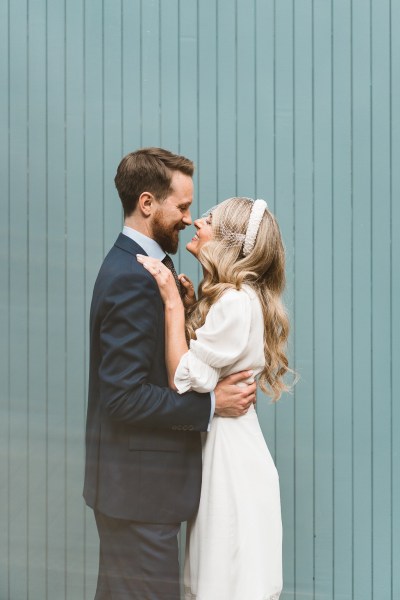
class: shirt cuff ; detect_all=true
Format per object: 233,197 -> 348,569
207,390 -> 216,432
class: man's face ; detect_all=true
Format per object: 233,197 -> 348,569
151,171 -> 193,254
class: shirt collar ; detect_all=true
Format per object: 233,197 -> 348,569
122,225 -> 166,261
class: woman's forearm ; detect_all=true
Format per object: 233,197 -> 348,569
164,299 -> 188,389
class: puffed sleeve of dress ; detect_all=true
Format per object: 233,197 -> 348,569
174,288 -> 252,393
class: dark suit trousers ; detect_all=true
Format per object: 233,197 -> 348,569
94,510 -> 181,600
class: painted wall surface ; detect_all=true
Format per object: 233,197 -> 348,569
1,1 -> 399,599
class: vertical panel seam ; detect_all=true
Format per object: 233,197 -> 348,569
7,0 -> 11,594
292,0 -> 297,592
369,0 -> 374,593
350,0 -> 355,597
26,0 -> 30,596
101,0 -> 105,256
64,0 -> 68,596
45,0 -> 49,597
253,0 -> 256,197
216,0 -> 219,203
331,1 -> 335,596
82,0 -> 87,596
139,0 -> 143,147
389,1 -> 393,596
311,0 -> 316,596
177,0 -> 180,151
273,0 -> 277,459
235,0 -> 238,193
121,0 -> 124,155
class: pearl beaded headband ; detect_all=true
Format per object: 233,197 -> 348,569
242,199 -> 268,256
201,197 -> 268,256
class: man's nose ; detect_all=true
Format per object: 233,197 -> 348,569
182,210 -> 192,226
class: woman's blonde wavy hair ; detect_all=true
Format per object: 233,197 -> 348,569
186,197 -> 293,401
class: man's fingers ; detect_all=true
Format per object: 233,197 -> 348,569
224,369 -> 254,385
241,381 -> 257,395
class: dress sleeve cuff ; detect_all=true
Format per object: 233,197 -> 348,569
174,351 -> 220,394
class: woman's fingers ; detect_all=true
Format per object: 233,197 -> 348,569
179,273 -> 197,307
137,255 -> 167,280
179,274 -> 195,294
136,254 -> 182,307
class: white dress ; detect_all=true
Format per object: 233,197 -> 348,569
175,285 -> 283,600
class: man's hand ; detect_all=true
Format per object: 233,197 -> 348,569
214,370 -> 257,417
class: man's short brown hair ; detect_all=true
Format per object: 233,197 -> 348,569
114,147 -> 194,217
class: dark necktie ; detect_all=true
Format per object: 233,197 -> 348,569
162,254 -> 183,297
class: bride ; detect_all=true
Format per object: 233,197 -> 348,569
137,197 -> 291,600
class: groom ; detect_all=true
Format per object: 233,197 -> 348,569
83,147 -> 256,599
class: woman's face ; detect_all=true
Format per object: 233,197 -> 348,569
186,212 -> 213,257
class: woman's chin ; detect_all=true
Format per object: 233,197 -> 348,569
186,241 -> 198,257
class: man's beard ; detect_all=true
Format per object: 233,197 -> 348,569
152,210 -> 183,254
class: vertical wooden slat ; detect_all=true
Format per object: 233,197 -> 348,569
27,0 -> 47,597
293,1 -> 315,597
216,0 -> 236,199
390,0 -> 400,598
159,0 -> 179,152
83,2 -> 104,597
178,0 -> 198,277
313,1 -> 334,597
65,0 -> 86,597
255,0 -> 275,201
103,0 -> 123,250
46,0 -> 66,596
0,0 -> 10,597
332,1 -> 353,598
198,0 -> 217,213
122,0 -> 141,154
8,0 -> 29,597
391,4 -> 400,598
274,1 -> 296,596
236,0 -> 256,197
352,1 -> 373,597
84,0 -> 104,280
371,0 -> 392,595
254,0 -> 276,460
141,0 -> 160,147
197,0 -> 217,286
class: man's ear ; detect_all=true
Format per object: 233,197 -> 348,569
137,192 -> 154,217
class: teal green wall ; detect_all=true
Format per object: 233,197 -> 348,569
1,1 -> 399,599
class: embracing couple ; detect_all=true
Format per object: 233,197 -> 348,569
83,147 -> 290,600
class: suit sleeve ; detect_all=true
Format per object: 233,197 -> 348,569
98,269 -> 211,431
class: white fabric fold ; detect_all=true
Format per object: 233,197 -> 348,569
174,288 -> 253,393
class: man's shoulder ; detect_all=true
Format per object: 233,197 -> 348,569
94,241 -> 157,299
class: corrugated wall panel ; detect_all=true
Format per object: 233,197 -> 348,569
1,1 -> 399,599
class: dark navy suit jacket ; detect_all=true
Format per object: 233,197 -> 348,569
83,233 -> 211,523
